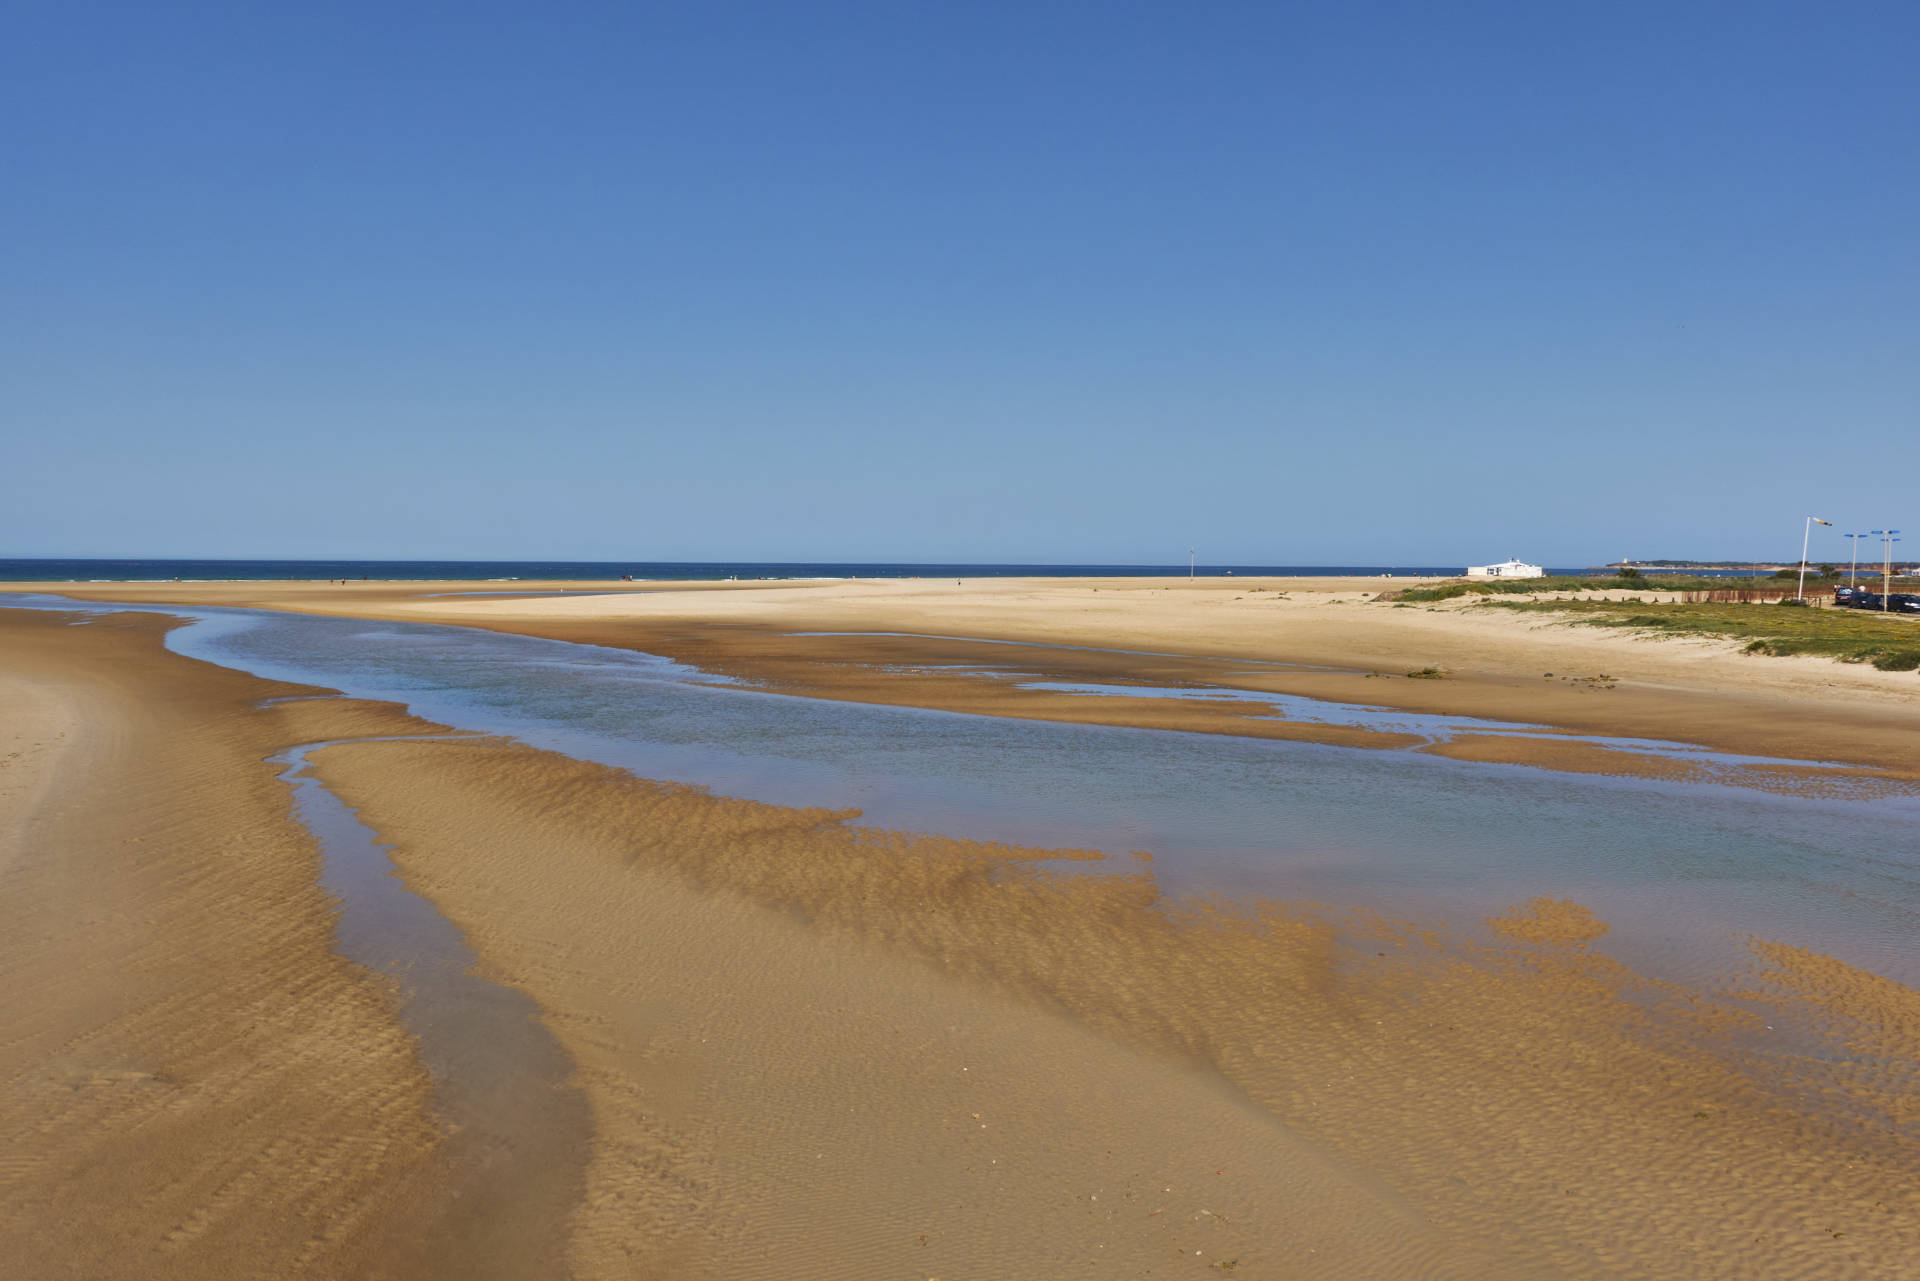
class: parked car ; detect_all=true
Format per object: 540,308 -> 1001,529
1829,587 -> 1920,611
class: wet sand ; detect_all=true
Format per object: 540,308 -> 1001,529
13,576 -> 1919,785
0,610 -> 570,1279
4,605 -> 1918,1277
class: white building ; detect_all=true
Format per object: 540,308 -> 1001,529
1466,558 -> 1544,579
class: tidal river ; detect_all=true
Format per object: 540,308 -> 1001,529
11,594 -> 1919,988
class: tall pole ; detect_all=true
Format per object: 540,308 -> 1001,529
1796,516 -> 1829,602
1188,548 -> 1195,580
1845,533 -> 1866,585
1797,517 -> 1811,602
1880,531 -> 1902,610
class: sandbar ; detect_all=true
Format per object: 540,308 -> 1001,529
15,575 -> 1918,785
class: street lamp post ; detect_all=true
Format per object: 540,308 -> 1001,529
1844,533 -> 1869,585
1797,516 -> 1831,602
1874,530 -> 1902,610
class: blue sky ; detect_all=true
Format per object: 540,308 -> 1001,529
5,1 -> 1915,565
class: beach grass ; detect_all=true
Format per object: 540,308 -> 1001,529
1488,598 -> 1920,670
1383,574 -> 1804,603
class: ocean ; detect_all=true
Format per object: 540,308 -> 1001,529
2,557 -> 1600,583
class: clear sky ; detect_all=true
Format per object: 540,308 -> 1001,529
5,1 -> 1915,565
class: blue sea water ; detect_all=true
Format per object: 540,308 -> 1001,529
2,557 -> 1586,583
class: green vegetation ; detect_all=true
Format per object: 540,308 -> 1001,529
1487,598 -> 1920,670
1405,666 -> 1447,679
1387,574 -> 1782,603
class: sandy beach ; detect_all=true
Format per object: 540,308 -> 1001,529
0,612 -> 462,1278
4,586 -> 1918,1277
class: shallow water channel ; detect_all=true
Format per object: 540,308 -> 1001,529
11,595 -> 1920,990
271,732 -> 579,1127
